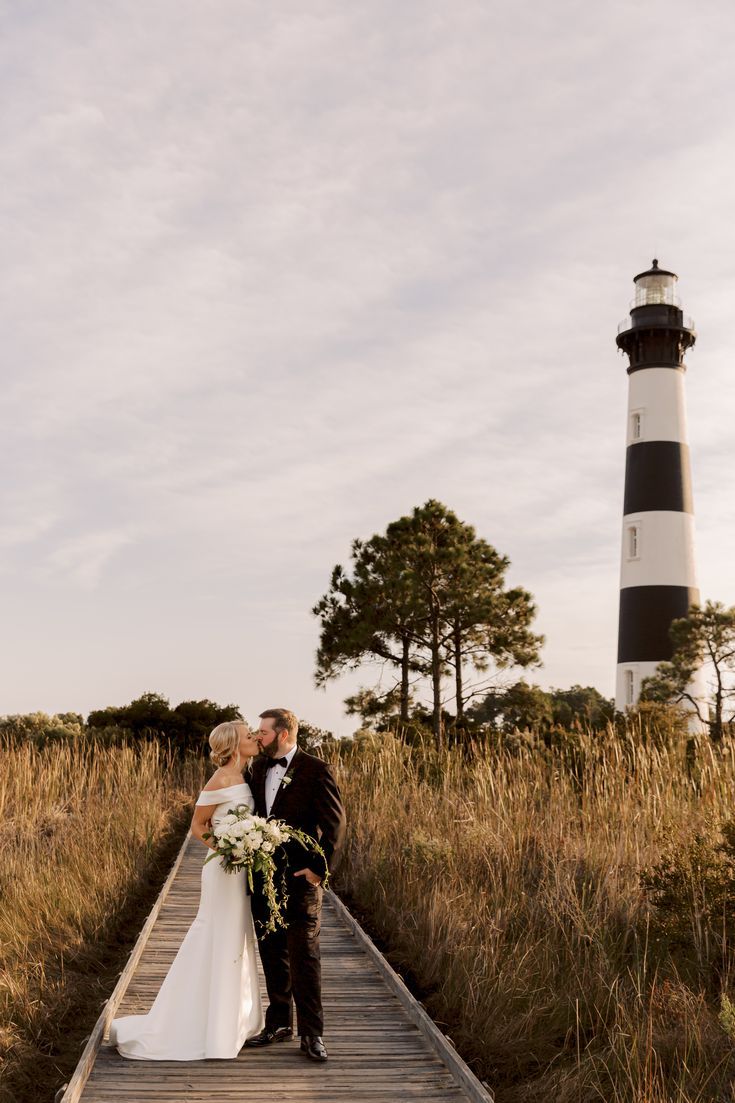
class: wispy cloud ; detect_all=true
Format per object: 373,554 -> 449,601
44,528 -> 136,590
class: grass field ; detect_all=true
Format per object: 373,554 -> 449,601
7,724 -> 735,1103
333,727 -> 735,1103
0,739 -> 204,1103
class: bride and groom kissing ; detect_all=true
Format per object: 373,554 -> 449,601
109,708 -> 346,1063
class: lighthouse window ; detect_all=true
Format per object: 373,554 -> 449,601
626,669 -> 635,706
631,411 -> 643,440
627,524 -> 640,559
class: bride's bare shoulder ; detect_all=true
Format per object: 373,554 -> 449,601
202,767 -> 244,792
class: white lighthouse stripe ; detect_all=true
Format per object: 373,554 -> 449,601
616,661 -> 659,710
619,511 -> 698,589
616,661 -> 709,719
626,367 -> 689,444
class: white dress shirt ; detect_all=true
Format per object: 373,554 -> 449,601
264,744 -> 298,816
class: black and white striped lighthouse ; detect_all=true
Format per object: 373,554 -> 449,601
615,260 -> 705,712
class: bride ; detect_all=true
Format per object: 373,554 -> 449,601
109,720 -> 265,1060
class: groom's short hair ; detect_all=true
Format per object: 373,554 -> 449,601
259,708 -> 299,740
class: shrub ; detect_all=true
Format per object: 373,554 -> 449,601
641,818 -> 735,974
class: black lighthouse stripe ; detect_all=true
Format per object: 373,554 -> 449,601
617,585 -> 700,663
623,441 -> 693,516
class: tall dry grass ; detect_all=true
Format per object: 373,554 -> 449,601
0,739 -> 204,1103
332,729 -> 735,1102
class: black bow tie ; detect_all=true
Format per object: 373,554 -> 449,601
266,756 -> 289,770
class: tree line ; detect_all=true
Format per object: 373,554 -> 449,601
6,499 -> 733,752
0,694 -> 240,752
0,693 -> 335,753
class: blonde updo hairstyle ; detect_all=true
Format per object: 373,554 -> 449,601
209,721 -> 244,769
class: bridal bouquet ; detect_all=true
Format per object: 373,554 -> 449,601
204,805 -> 326,933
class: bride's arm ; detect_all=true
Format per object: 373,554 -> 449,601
191,804 -> 216,850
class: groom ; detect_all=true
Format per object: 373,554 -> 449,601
247,708 -> 346,1062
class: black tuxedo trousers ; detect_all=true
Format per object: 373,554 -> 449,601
251,877 -> 324,1035
249,749 -> 345,1037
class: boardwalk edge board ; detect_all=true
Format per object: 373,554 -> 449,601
57,830 -> 193,1103
327,890 -> 495,1103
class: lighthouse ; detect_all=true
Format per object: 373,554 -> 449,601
615,260 -> 704,713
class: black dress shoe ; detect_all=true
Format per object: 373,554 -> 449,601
245,1026 -> 293,1047
301,1034 -> 328,1061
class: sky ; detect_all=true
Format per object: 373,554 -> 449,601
2,1 -> 735,736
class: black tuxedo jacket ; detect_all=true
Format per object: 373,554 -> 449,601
249,748 -> 346,882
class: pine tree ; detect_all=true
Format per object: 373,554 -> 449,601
313,500 -> 542,743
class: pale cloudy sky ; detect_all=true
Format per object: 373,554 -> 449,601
2,1 -> 735,734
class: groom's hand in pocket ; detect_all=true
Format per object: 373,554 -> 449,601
294,868 -> 322,887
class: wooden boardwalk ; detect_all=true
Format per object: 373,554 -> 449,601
61,835 -> 492,1103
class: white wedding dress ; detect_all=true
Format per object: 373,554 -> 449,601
110,783 -> 264,1060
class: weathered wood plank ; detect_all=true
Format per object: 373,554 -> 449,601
61,834 -> 492,1103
